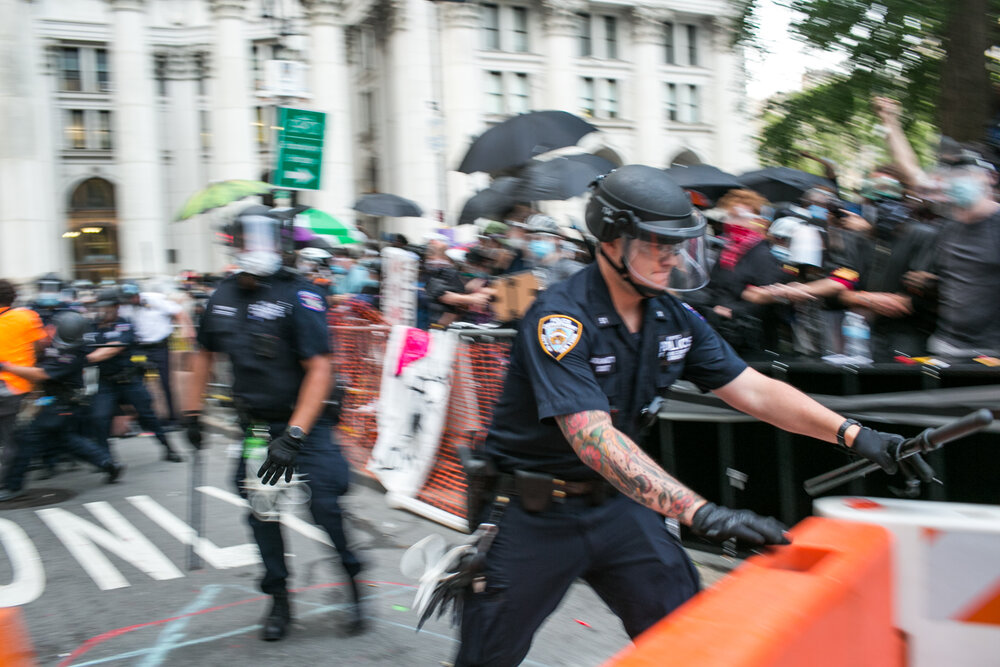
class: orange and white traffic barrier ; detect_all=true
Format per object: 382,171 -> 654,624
0,607 -> 36,666
816,496 -> 1000,667
605,517 -> 902,667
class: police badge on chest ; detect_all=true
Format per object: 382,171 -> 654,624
658,333 -> 692,367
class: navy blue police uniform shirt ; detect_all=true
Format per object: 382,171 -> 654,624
37,345 -> 86,396
84,318 -> 137,378
485,262 -> 747,480
197,270 -> 330,417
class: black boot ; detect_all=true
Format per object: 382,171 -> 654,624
343,576 -> 366,635
261,593 -> 291,641
105,461 -> 125,484
163,448 -> 183,462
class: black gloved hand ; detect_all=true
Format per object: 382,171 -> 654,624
257,430 -> 303,485
690,502 -> 791,546
182,411 -> 203,450
848,427 -> 905,475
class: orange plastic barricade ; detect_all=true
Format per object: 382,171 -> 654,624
0,607 -> 36,666
605,517 -> 902,667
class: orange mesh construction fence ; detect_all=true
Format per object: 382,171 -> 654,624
329,302 -> 513,526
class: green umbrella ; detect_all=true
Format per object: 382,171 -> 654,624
296,207 -> 356,238
175,180 -> 273,220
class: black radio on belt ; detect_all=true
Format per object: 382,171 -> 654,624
251,332 -> 279,358
638,395 -> 665,436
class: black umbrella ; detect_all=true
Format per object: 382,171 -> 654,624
663,164 -> 743,202
515,154 -> 615,201
457,111 -> 599,174
353,193 -> 423,218
457,177 -> 523,225
737,167 -> 835,203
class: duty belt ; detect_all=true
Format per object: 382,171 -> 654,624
497,471 -> 616,511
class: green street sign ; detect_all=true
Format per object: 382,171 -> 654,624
272,107 -> 326,191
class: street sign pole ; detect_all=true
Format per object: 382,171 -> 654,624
272,107 -> 326,191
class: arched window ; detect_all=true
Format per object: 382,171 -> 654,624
69,177 -> 116,211
669,149 -> 702,167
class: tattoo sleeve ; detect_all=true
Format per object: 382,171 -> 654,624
555,410 -> 705,524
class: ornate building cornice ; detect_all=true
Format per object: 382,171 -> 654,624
632,5 -> 671,45
439,1 -> 480,31
541,0 -> 586,37
303,0 -> 342,27
163,47 -> 202,80
209,0 -> 248,20
106,0 -> 146,12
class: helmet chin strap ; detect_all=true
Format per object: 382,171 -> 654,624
599,245 -> 665,298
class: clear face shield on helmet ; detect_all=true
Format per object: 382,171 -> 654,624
620,214 -> 710,293
230,213 -> 283,277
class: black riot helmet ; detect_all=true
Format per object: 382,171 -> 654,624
585,165 -> 709,294
52,310 -> 89,350
224,204 -> 294,277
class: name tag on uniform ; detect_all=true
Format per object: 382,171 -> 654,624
658,334 -> 692,365
589,355 -> 616,375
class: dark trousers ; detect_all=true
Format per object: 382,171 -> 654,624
456,493 -> 700,667
233,420 -> 362,596
141,340 -> 176,423
4,404 -> 111,491
92,379 -> 170,452
0,394 -> 24,471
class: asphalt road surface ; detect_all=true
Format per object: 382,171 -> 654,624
0,425 -> 732,667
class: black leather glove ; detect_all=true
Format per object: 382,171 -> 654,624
257,430 -> 304,485
690,502 -> 791,546
849,427 -> 904,475
182,411 -> 203,450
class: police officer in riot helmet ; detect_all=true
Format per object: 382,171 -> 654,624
184,204 -> 365,641
85,288 -> 183,462
451,165 -> 928,666
0,311 -> 124,502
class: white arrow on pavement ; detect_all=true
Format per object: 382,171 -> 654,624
284,168 -> 316,185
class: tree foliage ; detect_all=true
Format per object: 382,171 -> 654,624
738,0 -> 999,171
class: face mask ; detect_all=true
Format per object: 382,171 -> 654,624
529,239 -> 555,259
946,177 -> 987,209
330,265 -> 347,275
236,250 -> 282,277
770,245 -> 791,262
808,204 -> 828,221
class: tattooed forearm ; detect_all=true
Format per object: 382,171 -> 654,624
556,411 -> 705,524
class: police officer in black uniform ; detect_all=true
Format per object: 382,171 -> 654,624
455,165 -> 922,666
0,311 -> 124,501
184,205 -> 365,641
85,289 -> 183,462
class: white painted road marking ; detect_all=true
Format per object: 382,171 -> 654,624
0,518 -> 45,608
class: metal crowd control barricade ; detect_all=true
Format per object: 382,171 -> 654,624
331,318 -> 517,531
654,360 -> 1000,535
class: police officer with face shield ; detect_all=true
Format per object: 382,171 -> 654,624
184,205 -> 365,641
452,165 -> 923,666
0,311 -> 124,501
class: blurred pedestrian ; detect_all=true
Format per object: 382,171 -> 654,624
0,280 -> 46,475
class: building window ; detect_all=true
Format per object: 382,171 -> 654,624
578,13 -> 592,57
664,22 -> 675,64
485,71 -> 530,115
254,107 -> 268,148
687,24 -> 698,66
510,73 -> 530,114
60,47 -> 82,92
511,6 -> 529,53
483,4 -> 500,50
154,53 -> 168,97
604,16 -> 618,59
579,77 -> 595,118
602,79 -> 619,119
66,110 -> 86,149
96,110 -> 113,150
687,84 -> 700,123
486,71 -> 504,114
96,49 -> 110,92
360,28 -> 376,71
666,83 -> 678,121
361,91 -> 376,136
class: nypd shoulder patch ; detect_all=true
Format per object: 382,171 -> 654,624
297,290 -> 325,312
538,314 -> 583,361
